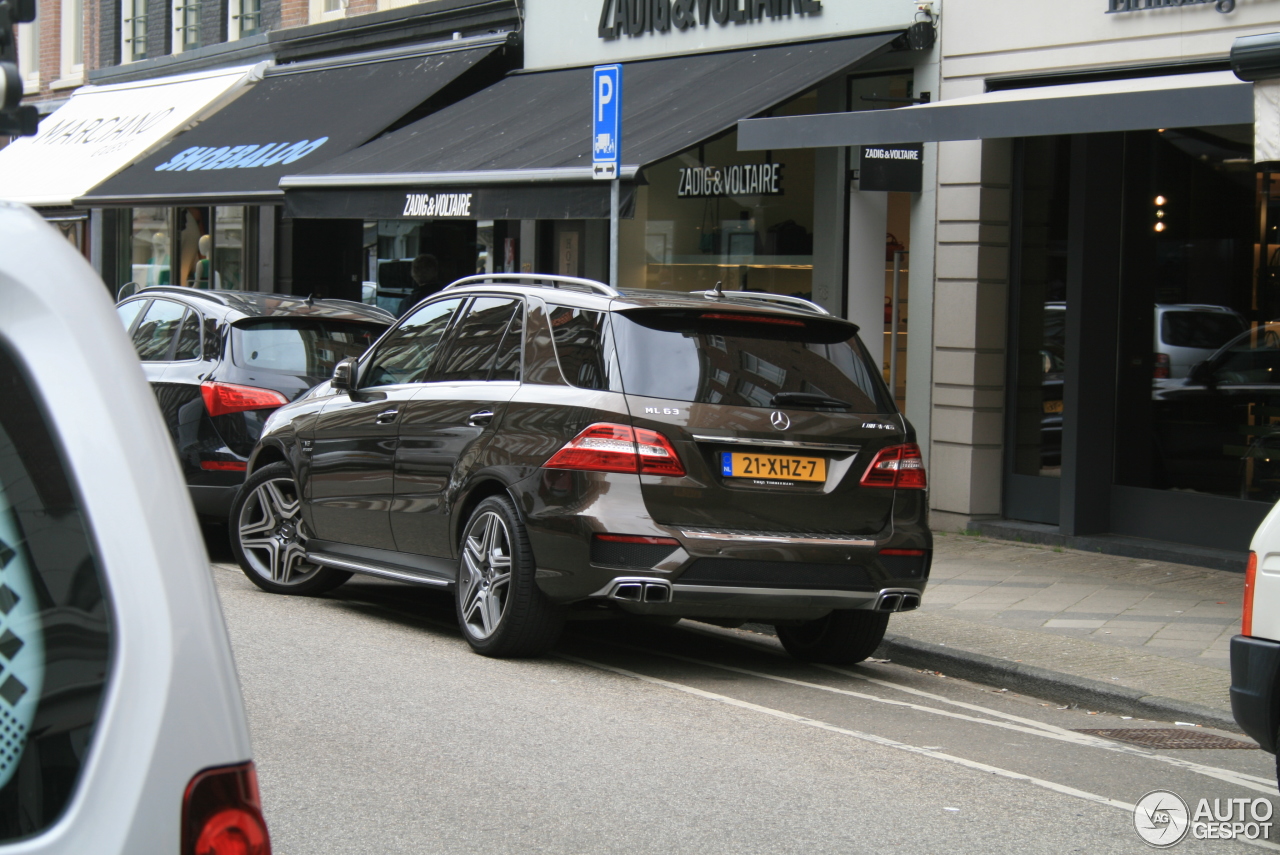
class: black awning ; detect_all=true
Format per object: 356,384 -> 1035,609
280,32 -> 898,218
76,35 -> 509,207
737,70 -> 1252,151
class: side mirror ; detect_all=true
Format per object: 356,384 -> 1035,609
332,357 -> 357,393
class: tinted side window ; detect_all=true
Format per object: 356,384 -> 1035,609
0,341 -> 111,840
434,298 -> 521,382
490,305 -> 525,382
131,299 -> 186,362
115,299 -> 146,333
363,298 -> 463,388
172,310 -> 201,361
548,306 -> 612,390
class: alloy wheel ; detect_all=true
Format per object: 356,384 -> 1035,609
237,478 -> 319,586
458,511 -> 513,639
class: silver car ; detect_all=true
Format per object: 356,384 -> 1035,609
1154,303 -> 1246,380
0,201 -> 269,853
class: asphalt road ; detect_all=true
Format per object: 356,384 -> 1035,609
205,547 -> 1280,854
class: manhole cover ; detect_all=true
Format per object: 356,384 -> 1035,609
1073,728 -> 1257,749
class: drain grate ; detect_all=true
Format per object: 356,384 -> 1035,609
1073,728 -> 1257,749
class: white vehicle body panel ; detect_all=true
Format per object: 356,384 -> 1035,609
1250,499 -> 1280,643
0,202 -> 252,853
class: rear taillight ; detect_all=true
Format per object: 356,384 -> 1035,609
860,443 -> 927,489
1244,551 -> 1258,637
543,423 -> 686,477
1154,353 -> 1171,380
595,534 -> 680,546
182,762 -> 271,855
880,548 -> 925,556
201,382 -> 290,418
200,460 -> 248,472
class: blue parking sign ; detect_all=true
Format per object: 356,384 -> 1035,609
592,64 -> 621,180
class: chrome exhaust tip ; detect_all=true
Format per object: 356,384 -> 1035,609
877,593 -> 903,613
614,583 -> 644,602
899,593 -> 921,611
643,583 -> 670,603
598,578 -> 674,605
875,588 -> 922,613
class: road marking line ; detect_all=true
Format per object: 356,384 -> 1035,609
585,634 -> 1276,796
558,653 -> 1280,852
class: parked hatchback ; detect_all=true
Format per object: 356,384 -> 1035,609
115,289 -> 391,520
1,201 -> 270,852
230,275 -> 931,663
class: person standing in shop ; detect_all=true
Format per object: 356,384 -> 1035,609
401,254 -> 440,316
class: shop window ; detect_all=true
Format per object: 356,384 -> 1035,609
230,0 -> 262,39
1112,125 -> 1272,502
1010,136 -> 1071,480
213,206 -> 246,290
173,0 -> 202,53
129,208 -> 171,288
122,0 -> 148,62
620,122 -> 815,297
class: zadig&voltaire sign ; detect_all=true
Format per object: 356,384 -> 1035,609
598,0 -> 821,39
677,162 -> 784,198
1107,0 -> 1236,13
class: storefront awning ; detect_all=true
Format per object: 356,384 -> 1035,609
737,70 -> 1254,151
280,32 -> 899,219
76,34 -> 508,207
0,65 -> 262,208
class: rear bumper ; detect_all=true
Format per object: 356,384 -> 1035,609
1230,634 -> 1280,752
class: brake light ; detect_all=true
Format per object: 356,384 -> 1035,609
1244,551 -> 1258,637
880,548 -> 925,556
201,382 -> 289,418
543,423 -> 686,477
1154,353 -> 1171,379
860,443 -> 927,489
595,534 -> 680,545
182,762 -> 271,855
701,312 -> 804,327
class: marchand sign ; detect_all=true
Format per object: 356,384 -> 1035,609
1107,0 -> 1235,13
598,0 -> 821,39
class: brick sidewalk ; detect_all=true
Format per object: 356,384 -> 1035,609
891,532 -> 1248,716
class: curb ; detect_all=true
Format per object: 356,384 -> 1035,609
875,632 -> 1240,733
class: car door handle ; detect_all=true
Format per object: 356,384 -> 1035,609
467,410 -> 495,427
375,408 -> 400,425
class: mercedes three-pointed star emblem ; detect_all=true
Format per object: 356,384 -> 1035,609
770,411 -> 791,431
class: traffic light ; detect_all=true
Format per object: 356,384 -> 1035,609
1,0 -> 38,137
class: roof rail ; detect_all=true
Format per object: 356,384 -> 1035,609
698,289 -> 831,316
443,273 -> 619,298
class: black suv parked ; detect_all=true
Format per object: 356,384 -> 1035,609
116,288 -> 391,519
230,275 -> 931,661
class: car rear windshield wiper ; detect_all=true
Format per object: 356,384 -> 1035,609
770,392 -> 852,410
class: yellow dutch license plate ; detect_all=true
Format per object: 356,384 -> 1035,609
1043,400 -> 1064,414
720,452 -> 826,482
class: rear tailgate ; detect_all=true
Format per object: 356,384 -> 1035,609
610,306 -> 904,536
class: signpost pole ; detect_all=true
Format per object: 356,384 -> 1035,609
609,179 -> 619,288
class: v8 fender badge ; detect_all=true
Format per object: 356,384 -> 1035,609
770,411 -> 791,431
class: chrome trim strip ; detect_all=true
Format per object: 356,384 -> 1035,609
678,530 -> 879,547
690,435 -> 861,453
308,553 -> 450,587
670,584 -> 878,600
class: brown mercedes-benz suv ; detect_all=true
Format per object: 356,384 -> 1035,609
230,274 -> 931,662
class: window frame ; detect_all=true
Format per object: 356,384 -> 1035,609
53,0 -> 84,89
431,295 -> 526,384
171,0 -> 202,54
131,299 -> 196,364
121,0 -> 149,63
15,20 -> 39,95
358,296 -> 466,391
227,0 -> 262,40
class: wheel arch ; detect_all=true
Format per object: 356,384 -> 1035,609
453,479 -> 522,553
247,441 -> 289,476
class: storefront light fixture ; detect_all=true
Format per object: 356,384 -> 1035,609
1155,195 -> 1167,206
1155,222 -> 1167,232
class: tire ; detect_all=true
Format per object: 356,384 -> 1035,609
775,610 -> 890,665
230,462 -> 351,596
455,495 -> 564,657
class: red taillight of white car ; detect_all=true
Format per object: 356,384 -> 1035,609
543,423 -> 686,477
201,381 -> 289,418
1244,551 -> 1258,637
859,443 -> 927,489
1154,353 -> 1171,379
182,761 -> 271,855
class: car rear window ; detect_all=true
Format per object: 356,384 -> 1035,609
609,309 -> 894,413
0,339 -> 111,842
232,319 -> 385,378
1161,311 -> 1245,349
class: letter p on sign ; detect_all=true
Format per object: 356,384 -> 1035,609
592,64 -> 622,180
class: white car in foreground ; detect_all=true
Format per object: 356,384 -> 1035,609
1231,499 -> 1280,787
0,201 -> 269,853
